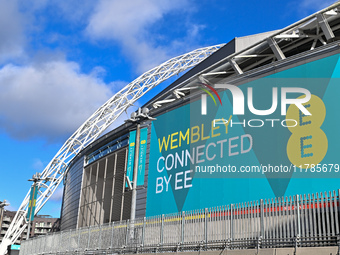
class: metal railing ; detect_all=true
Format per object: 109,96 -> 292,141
20,190 -> 340,254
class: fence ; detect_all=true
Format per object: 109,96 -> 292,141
20,190 -> 340,254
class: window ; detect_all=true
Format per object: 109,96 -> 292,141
79,147 -> 129,227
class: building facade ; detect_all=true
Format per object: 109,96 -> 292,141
30,215 -> 60,237
60,123 -> 149,230
0,211 -> 26,245
0,210 -> 59,244
60,5 -> 340,231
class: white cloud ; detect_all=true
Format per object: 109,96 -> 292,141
0,0 -> 26,62
0,0 -> 205,143
87,0 -> 181,40
2,200 -> 17,212
86,0 -> 201,73
25,0 -> 96,24
299,0 -> 336,12
0,60 -> 113,141
32,158 -> 45,171
50,187 -> 63,202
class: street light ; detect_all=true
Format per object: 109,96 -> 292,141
26,173 -> 41,240
125,108 -> 155,240
26,172 -> 56,240
27,172 -> 42,183
0,200 -> 10,239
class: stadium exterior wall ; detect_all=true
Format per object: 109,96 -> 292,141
60,123 -> 151,231
60,155 -> 84,230
60,39 -> 340,231
146,50 -> 340,216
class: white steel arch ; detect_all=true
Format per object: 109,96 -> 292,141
0,44 -> 224,254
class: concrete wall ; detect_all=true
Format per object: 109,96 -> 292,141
124,247 -> 339,255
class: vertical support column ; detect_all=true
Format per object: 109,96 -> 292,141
284,197 -> 289,244
26,223 -> 31,241
317,13 -> 335,41
296,195 -> 301,238
225,205 -> 228,241
308,194 -> 313,240
336,190 -> 340,235
316,193 -> 322,239
230,204 -> 234,242
126,219 -> 130,247
201,94 -> 207,115
99,224 -> 102,250
259,199 -> 264,250
228,58 -> 243,74
129,124 -> 140,242
87,226 -> 91,250
110,222 -> 115,249
0,206 -> 4,242
329,191 -> 335,239
289,196 -> 294,240
77,227 -> 81,252
181,211 -> 185,244
51,232 -> 56,253
68,229 -> 72,253
205,208 -> 208,245
337,190 -> 340,252
130,124 -> 141,222
93,163 -> 99,226
295,195 -> 301,250
267,37 -> 286,60
27,180 -> 38,241
160,214 -> 164,245
109,153 -> 117,223
260,199 -> 264,238
325,192 -> 331,241
142,217 -> 146,247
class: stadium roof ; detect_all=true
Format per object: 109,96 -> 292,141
145,2 -> 340,113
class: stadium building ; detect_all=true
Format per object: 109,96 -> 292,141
16,3 -> 340,255
60,4 -> 340,231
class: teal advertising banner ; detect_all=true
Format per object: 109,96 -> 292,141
137,128 -> 148,186
27,185 -> 38,222
10,245 -> 20,250
146,53 -> 340,217
126,130 -> 136,187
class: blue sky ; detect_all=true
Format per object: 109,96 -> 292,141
0,0 -> 334,217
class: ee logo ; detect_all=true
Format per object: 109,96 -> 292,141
286,94 -> 328,168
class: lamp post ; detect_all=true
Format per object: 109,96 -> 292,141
26,173 -> 41,240
126,108 -> 155,240
130,123 -> 140,223
0,200 -> 10,238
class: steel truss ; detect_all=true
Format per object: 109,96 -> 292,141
212,2 -> 340,76
0,44 -> 224,255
